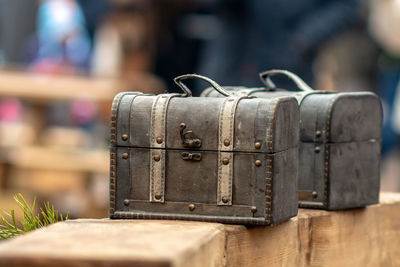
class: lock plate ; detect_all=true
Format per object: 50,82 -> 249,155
181,152 -> 202,161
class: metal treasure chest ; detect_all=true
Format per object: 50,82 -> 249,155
110,74 -> 299,225
202,70 -> 382,210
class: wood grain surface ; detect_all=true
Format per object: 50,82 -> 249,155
0,192 -> 399,267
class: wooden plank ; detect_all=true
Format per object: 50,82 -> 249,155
0,70 -> 165,103
0,193 -> 399,267
0,70 -> 121,103
225,193 -> 400,267
3,146 -> 109,173
0,220 -> 226,267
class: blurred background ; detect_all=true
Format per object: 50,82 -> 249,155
0,0 -> 399,219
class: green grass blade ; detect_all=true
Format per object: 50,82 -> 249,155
0,194 -> 69,239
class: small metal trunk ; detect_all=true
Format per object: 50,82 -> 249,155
110,74 -> 300,225
202,70 -> 382,210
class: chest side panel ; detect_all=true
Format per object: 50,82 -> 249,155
270,146 -> 299,225
298,92 -> 382,209
328,141 -> 381,209
298,142 -> 326,206
113,147 -> 268,222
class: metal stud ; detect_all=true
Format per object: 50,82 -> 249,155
122,153 -> 129,159
188,140 -> 194,147
222,158 -> 230,165
222,196 -> 229,203
251,206 -> 257,213
123,199 -> 130,206
155,193 -> 162,200
154,155 -> 161,161
255,160 -> 262,167
224,139 -> 230,146
254,142 -> 261,149
156,137 -> 163,144
315,146 -> 321,153
188,204 -> 195,211
122,134 -> 128,141
315,130 -> 321,137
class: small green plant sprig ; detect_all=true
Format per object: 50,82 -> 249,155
0,194 -> 69,239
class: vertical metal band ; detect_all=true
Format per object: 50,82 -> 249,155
323,96 -> 337,208
110,92 -> 140,216
149,94 -> 177,203
217,96 -> 246,205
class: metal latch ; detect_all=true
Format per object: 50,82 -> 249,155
180,123 -> 202,148
181,152 -> 202,161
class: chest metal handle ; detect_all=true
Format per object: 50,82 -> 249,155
174,74 -> 231,97
259,69 -> 314,92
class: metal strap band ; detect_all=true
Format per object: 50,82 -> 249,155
149,94 -> 177,203
294,91 -> 321,105
217,96 -> 246,205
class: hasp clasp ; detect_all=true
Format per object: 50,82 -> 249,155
179,123 -> 202,148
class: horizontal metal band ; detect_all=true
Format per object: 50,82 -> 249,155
111,211 -> 268,225
298,201 -> 325,209
124,199 -> 260,217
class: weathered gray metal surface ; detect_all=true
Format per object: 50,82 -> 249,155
110,75 -> 300,225
202,70 -> 382,210
297,93 -> 381,210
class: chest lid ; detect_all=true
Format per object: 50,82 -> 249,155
111,74 -> 299,154
257,69 -> 383,143
298,92 -> 382,143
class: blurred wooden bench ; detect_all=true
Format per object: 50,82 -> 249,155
0,69 -> 164,103
0,192 -> 399,267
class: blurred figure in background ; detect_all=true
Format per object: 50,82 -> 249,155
194,0 -> 361,94
31,0 -> 91,73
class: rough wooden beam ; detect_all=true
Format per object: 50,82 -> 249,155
0,193 -> 399,267
225,193 -> 400,267
0,219 -> 226,267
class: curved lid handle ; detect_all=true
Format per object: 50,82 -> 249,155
259,69 -> 314,92
174,74 -> 231,97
